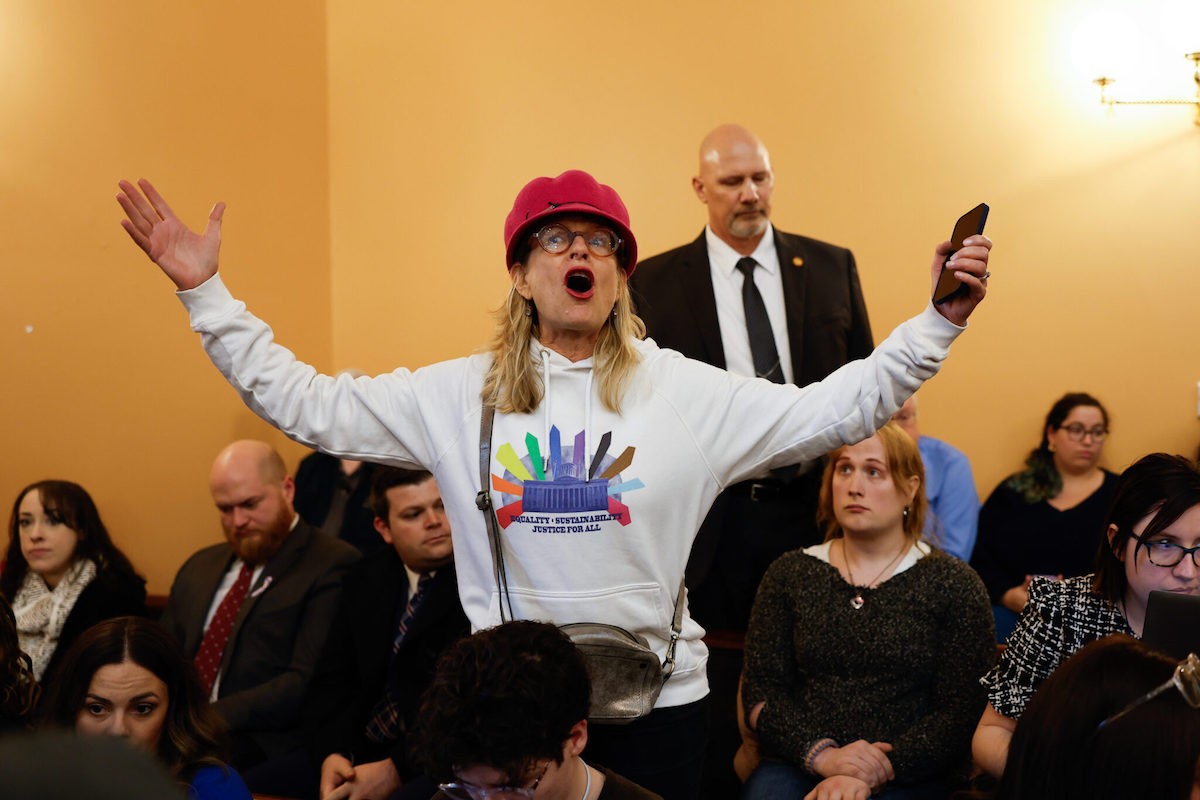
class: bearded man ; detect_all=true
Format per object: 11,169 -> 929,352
158,439 -> 360,774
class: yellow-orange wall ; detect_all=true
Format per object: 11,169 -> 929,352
3,0 -> 1199,592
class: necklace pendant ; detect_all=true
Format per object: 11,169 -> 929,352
850,594 -> 865,610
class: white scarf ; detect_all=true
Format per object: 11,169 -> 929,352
13,558 -> 98,680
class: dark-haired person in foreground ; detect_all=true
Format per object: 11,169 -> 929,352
38,616 -> 251,799
413,620 -> 662,800
994,634 -> 1200,800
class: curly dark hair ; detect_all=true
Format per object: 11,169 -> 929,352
1005,393 -> 1108,504
37,616 -> 228,784
2,481 -> 143,601
0,596 -> 38,729
411,620 -> 590,784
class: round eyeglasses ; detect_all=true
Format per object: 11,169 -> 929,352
1058,423 -> 1108,443
1132,531 -> 1200,568
1098,652 -> 1200,730
531,223 -> 621,258
438,763 -> 547,800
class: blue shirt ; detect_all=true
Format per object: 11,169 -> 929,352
187,764 -> 252,800
919,436 -> 979,560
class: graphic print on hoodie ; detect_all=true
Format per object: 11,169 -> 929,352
492,425 -> 644,529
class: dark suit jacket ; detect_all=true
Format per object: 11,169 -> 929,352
158,519 -> 360,759
305,551 -> 469,779
630,228 -> 874,390
631,228 -> 875,629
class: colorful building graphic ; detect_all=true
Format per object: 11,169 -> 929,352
491,425 -> 645,529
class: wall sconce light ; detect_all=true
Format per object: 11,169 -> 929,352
1094,52 -> 1200,126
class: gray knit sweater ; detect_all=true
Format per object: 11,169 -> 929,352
742,546 -> 994,784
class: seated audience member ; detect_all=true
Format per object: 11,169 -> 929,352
993,635 -> 1200,800
38,615 -> 251,799
157,440 -> 360,781
972,453 -> 1200,778
2,480 -> 146,685
970,393 -> 1119,640
740,423 -> 994,800
306,467 -> 469,800
413,620 -> 663,800
891,395 -> 979,560
294,445 -> 383,555
0,595 -> 39,733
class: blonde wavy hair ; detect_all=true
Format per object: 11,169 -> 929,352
482,268 -> 646,415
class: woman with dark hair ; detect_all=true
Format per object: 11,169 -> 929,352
994,635 -> 1200,800
38,616 -> 250,799
2,480 -> 146,685
0,595 -> 39,732
740,423 -> 994,799
972,453 -> 1200,778
970,393 -> 1119,638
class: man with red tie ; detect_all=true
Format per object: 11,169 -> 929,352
158,440 -> 360,783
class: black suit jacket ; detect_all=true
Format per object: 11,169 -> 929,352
158,519 -> 361,758
305,551 -> 468,779
630,228 -> 873,389
631,228 -> 875,629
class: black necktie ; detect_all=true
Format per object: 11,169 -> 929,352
736,257 -> 784,383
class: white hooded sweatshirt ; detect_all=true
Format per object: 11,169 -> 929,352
179,274 -> 964,709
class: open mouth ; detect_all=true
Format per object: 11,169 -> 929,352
564,268 -> 595,299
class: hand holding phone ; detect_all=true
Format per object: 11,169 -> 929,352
933,203 -> 989,305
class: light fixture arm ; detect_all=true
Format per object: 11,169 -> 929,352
1094,52 -> 1200,126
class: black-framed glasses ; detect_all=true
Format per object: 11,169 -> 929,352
438,763 -> 547,800
1058,423 -> 1108,442
1097,653 -> 1200,730
1131,530 -> 1200,568
531,223 -> 621,258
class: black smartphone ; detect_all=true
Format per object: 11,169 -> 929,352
933,203 -> 989,305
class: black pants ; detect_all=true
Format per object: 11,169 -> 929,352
686,470 -> 823,632
584,696 -> 710,800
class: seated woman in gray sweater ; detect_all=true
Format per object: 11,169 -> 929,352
741,422 -> 994,800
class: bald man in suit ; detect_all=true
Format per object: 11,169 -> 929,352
158,440 -> 360,780
631,124 -> 874,632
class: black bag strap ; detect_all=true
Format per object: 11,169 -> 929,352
477,402 -> 684,678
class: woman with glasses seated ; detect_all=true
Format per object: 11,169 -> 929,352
972,452 -> 1200,778
992,634 -> 1200,800
970,393 -> 1119,640
739,423 -> 994,800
